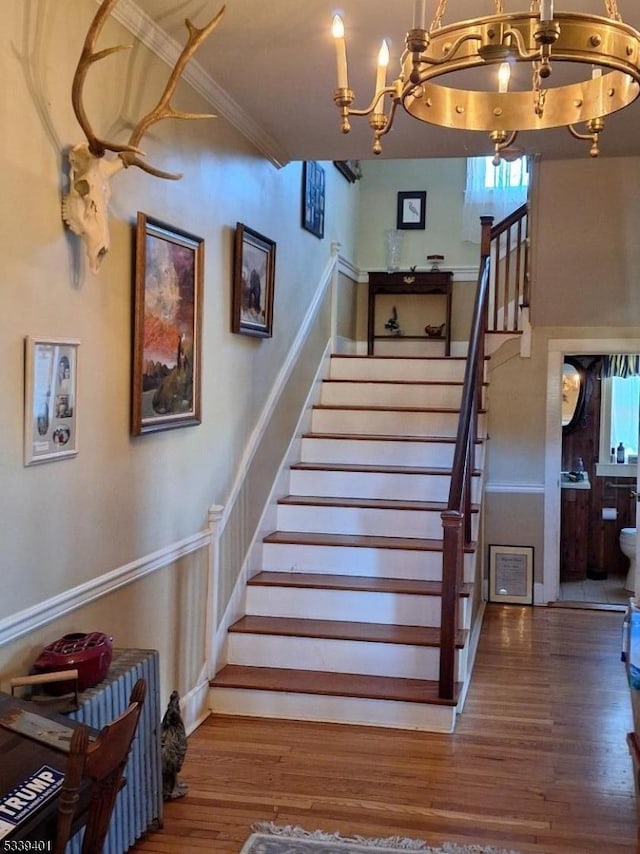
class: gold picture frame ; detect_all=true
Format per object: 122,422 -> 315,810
488,544 -> 534,605
131,213 -> 204,435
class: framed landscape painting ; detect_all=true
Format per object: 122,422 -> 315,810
232,222 -> 276,338
131,213 -> 203,435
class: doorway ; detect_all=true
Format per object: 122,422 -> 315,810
544,337 -> 640,608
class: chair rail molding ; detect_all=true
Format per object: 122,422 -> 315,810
0,529 -> 211,648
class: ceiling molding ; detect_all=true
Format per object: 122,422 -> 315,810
103,0 -> 289,168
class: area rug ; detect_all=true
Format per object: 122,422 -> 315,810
240,823 -> 522,854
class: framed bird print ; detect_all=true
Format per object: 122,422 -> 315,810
397,191 -> 427,230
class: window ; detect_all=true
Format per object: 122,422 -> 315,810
599,374 -> 640,463
482,156 -> 529,190
461,155 -> 529,243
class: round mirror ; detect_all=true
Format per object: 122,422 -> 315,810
562,358 -> 586,432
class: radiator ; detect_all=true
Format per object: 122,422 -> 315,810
66,648 -> 164,854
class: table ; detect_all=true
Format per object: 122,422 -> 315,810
367,270 -> 453,356
0,691 -> 93,843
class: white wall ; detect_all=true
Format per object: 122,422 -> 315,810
355,158 -> 480,272
0,0 -> 359,706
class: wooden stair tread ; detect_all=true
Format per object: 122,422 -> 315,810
263,530 -> 477,552
324,379 -> 488,388
228,615 -> 467,647
210,665 -> 461,706
279,494 -> 480,513
330,354 -> 487,362
314,403 -> 486,414
302,432 -> 484,445
248,571 -> 472,597
291,461 -> 482,477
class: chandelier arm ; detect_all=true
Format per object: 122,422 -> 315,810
344,86 -> 396,118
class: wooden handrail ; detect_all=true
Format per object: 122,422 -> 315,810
438,216 -> 493,700
487,202 -> 529,332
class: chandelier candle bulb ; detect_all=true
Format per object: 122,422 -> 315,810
332,15 -> 348,89
413,0 -> 426,30
540,0 -> 554,22
376,40 -> 390,95
498,61 -> 511,94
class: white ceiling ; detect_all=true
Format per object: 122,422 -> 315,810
130,0 -> 640,164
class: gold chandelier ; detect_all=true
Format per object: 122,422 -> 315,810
332,1 -> 640,161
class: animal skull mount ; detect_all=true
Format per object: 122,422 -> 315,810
62,0 -> 225,274
62,143 -> 124,274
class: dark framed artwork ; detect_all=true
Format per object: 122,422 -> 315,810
131,212 -> 203,435
232,222 -> 276,338
24,336 -> 80,465
333,160 -> 362,183
397,190 -> 427,230
488,544 -> 534,605
302,161 -> 325,239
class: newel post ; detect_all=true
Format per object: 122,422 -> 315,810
439,509 -> 464,700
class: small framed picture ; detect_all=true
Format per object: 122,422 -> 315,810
132,213 -> 204,435
301,161 -> 325,239
333,160 -> 362,183
24,336 -> 79,465
397,190 -> 427,230
489,544 -> 534,605
232,223 -> 276,338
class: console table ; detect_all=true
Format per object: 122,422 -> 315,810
367,270 -> 453,356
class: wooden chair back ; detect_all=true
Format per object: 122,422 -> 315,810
53,678 -> 146,854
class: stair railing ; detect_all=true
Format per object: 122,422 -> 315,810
438,215 -> 493,700
486,202 -> 529,333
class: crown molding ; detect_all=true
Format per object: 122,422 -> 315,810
103,0 -> 289,168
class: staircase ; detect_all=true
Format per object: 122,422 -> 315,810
210,354 -> 487,732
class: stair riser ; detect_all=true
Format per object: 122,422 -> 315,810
245,586 -> 470,627
226,633 -> 464,680
311,408 -> 486,438
261,542 -> 476,583
329,357 -> 468,384
300,437 -> 485,469
320,382 -> 478,409
209,687 -> 457,732
289,469 -> 482,503
276,504 -> 480,540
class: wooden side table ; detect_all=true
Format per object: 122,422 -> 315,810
367,270 -> 453,356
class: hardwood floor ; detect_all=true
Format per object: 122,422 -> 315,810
131,604 -> 639,853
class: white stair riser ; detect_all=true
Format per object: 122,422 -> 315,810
209,687 -> 457,732
226,633 -> 464,680
276,504 -> 480,540
311,408 -> 486,438
262,542 -> 476,583
289,469 -> 482,503
329,357 -> 468,384
245,586 -> 470,627
301,437 -> 485,469
320,382 -> 472,409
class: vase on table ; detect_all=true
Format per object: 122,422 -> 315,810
384,229 -> 404,273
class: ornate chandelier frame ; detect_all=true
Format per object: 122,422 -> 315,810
332,0 -> 640,160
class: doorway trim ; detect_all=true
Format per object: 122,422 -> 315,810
544,337 -> 640,603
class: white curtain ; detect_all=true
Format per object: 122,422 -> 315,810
461,156 -> 529,243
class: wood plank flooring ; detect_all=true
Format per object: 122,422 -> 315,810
131,604 -> 639,854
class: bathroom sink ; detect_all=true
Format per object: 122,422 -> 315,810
561,471 -> 591,489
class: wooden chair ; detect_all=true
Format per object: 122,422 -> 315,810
53,678 -> 146,854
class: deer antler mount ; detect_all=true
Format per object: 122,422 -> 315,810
62,0 -> 225,274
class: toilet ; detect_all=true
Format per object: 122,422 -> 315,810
620,527 -> 637,592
